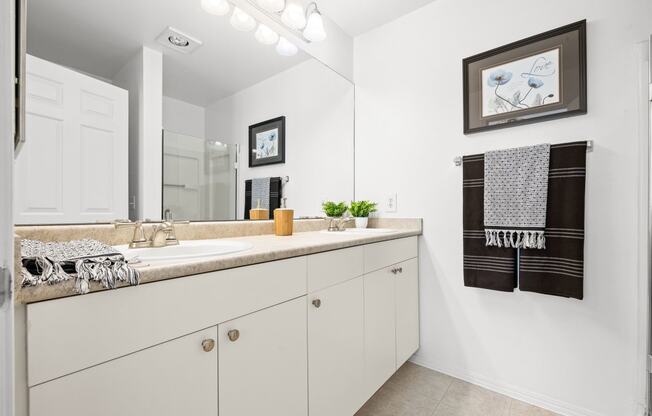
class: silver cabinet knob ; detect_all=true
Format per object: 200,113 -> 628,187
227,329 -> 240,342
202,339 -> 215,352
312,299 -> 322,308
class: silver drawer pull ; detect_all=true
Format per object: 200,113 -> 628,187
201,339 -> 215,352
312,299 -> 322,308
227,329 -> 240,342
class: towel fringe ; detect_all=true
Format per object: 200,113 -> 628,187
485,230 -> 545,249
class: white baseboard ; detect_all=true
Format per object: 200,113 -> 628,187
410,354 -> 605,416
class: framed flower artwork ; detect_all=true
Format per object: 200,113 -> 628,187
249,116 -> 286,167
463,20 -> 586,134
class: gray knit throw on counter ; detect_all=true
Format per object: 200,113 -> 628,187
21,239 -> 139,294
483,143 -> 551,249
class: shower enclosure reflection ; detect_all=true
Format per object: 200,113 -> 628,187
162,131 -> 238,221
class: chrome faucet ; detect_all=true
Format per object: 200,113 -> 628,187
114,220 -> 189,249
328,216 -> 353,232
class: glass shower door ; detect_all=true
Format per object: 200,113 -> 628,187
162,131 -> 238,221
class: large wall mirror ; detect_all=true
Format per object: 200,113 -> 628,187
15,0 -> 354,225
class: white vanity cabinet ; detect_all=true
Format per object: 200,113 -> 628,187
29,327 -> 219,416
218,297 -> 308,416
22,236 -> 419,416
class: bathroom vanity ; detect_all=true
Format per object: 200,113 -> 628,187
15,225 -> 420,416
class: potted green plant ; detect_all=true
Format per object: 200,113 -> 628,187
322,201 -> 349,231
349,200 -> 377,229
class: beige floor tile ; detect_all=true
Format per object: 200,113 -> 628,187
508,399 -> 559,416
434,379 -> 511,416
355,381 -> 438,416
388,361 -> 454,403
356,363 -> 554,416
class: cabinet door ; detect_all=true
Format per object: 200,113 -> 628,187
363,266 -> 396,398
219,297 -> 307,416
396,258 -> 420,366
308,277 -> 364,416
29,327 -> 218,416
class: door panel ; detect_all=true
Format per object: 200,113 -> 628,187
15,55 -> 128,224
396,258 -> 420,366
29,327 -> 219,416
308,277 -> 364,416
218,297 -> 308,416
363,266 -> 396,398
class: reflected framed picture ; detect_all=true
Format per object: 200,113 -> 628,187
463,20 -> 586,134
249,116 -> 286,167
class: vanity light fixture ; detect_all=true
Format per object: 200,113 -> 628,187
302,2 -> 326,42
230,7 -> 257,31
276,36 -> 298,56
200,0 -> 327,57
255,23 -> 280,45
201,0 -> 231,16
280,0 -> 306,30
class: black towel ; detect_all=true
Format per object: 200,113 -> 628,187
244,177 -> 283,219
519,141 -> 587,299
463,153 -> 518,292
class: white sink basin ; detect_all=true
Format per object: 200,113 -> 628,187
114,239 -> 253,263
320,228 -> 398,235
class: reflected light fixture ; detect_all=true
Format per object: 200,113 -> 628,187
257,0 -> 285,12
281,0 -> 306,30
303,3 -> 326,42
276,37 -> 298,56
230,7 -> 257,31
201,0 -> 230,16
255,24 -> 280,45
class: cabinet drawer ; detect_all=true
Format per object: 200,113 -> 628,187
307,246 -> 363,292
364,237 -> 417,273
27,257 -> 306,386
30,327 -> 218,416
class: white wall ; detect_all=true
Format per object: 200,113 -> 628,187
206,59 -> 354,219
354,1 -> 652,416
163,96 -> 205,139
114,47 -> 163,221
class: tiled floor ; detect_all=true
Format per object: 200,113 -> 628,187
355,362 -> 559,416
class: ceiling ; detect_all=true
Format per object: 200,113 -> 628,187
318,0 -> 438,37
26,0 -> 309,106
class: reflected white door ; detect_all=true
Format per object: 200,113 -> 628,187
14,55 -> 128,224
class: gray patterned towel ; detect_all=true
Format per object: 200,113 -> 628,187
21,239 -> 139,294
251,177 -> 271,210
484,144 -> 550,249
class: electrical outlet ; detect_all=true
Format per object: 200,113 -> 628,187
386,193 -> 397,213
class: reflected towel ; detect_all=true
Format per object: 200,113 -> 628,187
251,177 -> 271,210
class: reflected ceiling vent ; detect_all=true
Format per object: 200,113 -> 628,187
156,27 -> 203,54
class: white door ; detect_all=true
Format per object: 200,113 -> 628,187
218,297 -> 308,416
0,1 -> 16,415
395,258 -> 420,366
308,277 -> 365,416
14,55 -> 128,224
29,327 -> 219,416
363,266 -> 397,398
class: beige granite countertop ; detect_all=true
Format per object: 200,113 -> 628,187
15,218 -> 422,304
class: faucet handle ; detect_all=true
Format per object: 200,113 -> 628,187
114,221 -> 149,248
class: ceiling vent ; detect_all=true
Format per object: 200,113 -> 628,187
156,27 -> 203,54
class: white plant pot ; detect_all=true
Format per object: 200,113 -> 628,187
354,217 -> 368,229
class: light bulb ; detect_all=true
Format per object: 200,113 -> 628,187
257,0 -> 285,12
276,37 -> 298,56
255,24 -> 279,45
281,1 -> 306,30
201,0 -> 230,16
230,7 -> 256,32
303,10 -> 326,42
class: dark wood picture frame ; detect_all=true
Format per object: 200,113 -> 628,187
248,116 -> 286,167
463,20 -> 587,134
